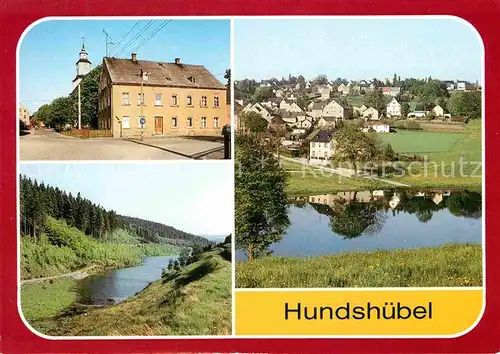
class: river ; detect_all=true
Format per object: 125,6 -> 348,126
77,255 -> 177,305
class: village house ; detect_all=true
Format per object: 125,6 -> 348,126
362,107 -> 379,120
307,101 -> 327,119
309,130 -> 335,165
317,85 -> 331,100
98,54 -> 228,138
362,122 -> 390,133
386,98 -> 401,117
19,104 -> 30,127
381,87 -> 401,97
285,102 -> 304,113
279,99 -> 292,110
431,104 -> 444,117
323,100 -> 349,119
296,116 -> 314,129
317,116 -> 337,129
242,102 -> 273,122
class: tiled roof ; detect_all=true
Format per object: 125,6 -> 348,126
103,57 -> 226,90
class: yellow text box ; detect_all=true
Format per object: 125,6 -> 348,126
235,289 -> 483,336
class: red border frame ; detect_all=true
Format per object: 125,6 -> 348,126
1,1 -> 499,352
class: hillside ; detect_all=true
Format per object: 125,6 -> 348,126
49,246 -> 232,336
20,175 -> 209,247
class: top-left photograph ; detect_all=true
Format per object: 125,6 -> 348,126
19,19 -> 231,160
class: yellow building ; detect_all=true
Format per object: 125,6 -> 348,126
98,54 -> 228,138
19,104 -> 30,126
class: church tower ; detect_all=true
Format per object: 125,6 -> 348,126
72,40 -> 91,90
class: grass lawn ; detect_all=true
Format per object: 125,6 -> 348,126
49,251 -> 232,336
380,120 -> 482,188
281,159 -> 391,195
21,278 -> 79,334
236,244 -> 482,288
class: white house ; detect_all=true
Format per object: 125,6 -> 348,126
382,87 -> 401,97
386,98 -> 401,117
279,99 -> 291,110
362,107 -> 379,120
323,100 -> 349,119
432,105 -> 444,117
316,116 -> 337,129
317,85 -> 331,100
362,122 -> 390,133
407,111 -> 426,119
286,102 -> 304,113
243,102 -> 273,122
309,130 -> 335,166
307,102 -> 327,119
457,82 -> 467,91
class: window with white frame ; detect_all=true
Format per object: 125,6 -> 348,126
187,117 -> 193,128
214,96 -> 220,107
137,93 -> 145,106
186,95 -> 193,106
172,94 -> 178,106
201,117 -> 207,128
122,116 -> 130,129
201,96 -> 207,107
122,93 -> 130,105
172,117 -> 178,128
155,93 -> 162,106
213,117 -> 219,128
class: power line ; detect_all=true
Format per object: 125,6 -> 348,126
111,21 -> 140,56
115,20 -> 154,58
130,20 -> 171,53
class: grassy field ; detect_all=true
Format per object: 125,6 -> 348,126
41,250 -> 232,336
281,159 -> 391,195
379,131 -> 463,154
236,243 -> 482,288
21,278 -> 79,334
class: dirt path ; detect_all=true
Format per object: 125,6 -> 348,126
21,265 -> 97,285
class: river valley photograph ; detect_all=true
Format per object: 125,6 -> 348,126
19,163 -> 233,336
234,18 -> 483,288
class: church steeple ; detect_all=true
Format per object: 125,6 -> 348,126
72,38 -> 91,90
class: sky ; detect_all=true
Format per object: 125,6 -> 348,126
19,19 -> 230,113
234,18 -> 483,83
20,163 -> 234,236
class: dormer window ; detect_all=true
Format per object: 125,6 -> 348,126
188,76 -> 196,84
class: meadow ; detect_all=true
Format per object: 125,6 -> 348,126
236,244 -> 482,288
46,249 -> 232,336
282,120 -> 482,194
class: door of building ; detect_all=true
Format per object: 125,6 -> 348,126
154,116 -> 163,134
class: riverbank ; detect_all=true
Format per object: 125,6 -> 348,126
21,217 -> 180,280
39,249 -> 231,336
236,243 -> 482,288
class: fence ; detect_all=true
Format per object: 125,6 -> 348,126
69,129 -> 112,138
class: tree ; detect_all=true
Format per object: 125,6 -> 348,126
448,91 -> 482,119
332,125 -> 377,174
235,134 -> 290,261
330,198 -> 385,238
224,69 -> 231,103
240,111 -> 268,133
312,74 -> 328,86
364,89 -> 387,113
251,87 -> 274,103
70,66 -> 101,128
384,143 -> 396,161
401,102 -> 410,119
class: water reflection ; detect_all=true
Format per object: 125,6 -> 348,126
236,189 -> 482,260
78,255 -> 177,305
292,189 -> 481,239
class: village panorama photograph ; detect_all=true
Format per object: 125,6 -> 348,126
234,18 -> 483,288
19,19 -> 231,160
19,163 -> 233,336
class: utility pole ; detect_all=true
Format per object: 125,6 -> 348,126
78,82 -> 81,129
103,29 -> 114,57
139,68 -> 148,141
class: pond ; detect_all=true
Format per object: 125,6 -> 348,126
236,189 -> 482,260
78,255 -> 177,305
